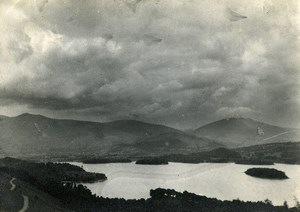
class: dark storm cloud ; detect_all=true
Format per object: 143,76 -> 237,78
0,0 -> 299,129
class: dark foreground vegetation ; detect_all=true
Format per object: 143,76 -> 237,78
83,158 -> 131,164
0,158 -> 299,211
0,157 -> 107,183
136,158 -> 168,165
245,168 -> 289,179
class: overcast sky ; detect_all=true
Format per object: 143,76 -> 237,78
0,0 -> 299,129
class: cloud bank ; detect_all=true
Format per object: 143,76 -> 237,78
0,0 -> 299,129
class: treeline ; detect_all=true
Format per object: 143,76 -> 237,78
136,158 -> 168,165
148,188 -> 299,212
73,188 -> 300,211
21,142 -> 300,165
78,148 -> 242,165
235,159 -> 274,165
159,148 -> 242,163
236,142 -> 300,165
83,158 -> 131,164
0,157 -> 107,183
139,145 -> 300,165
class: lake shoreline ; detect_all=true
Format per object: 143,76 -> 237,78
70,162 -> 300,206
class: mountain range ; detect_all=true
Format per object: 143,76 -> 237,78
193,118 -> 300,148
0,113 -> 221,159
0,114 -> 299,160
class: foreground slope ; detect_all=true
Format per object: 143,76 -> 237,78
0,113 -> 221,159
0,171 -> 70,212
194,118 -> 300,148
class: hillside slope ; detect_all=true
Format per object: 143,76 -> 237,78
114,131 -> 222,157
0,171 -> 70,211
235,142 -> 300,164
0,114 -> 221,159
194,118 -> 300,148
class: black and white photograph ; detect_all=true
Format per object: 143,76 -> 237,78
0,0 -> 300,211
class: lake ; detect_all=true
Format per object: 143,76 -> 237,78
69,162 -> 300,206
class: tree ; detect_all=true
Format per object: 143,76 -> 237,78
283,200 -> 288,208
264,199 -> 273,205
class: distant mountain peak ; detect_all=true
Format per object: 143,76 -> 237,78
16,113 -> 49,120
193,117 -> 300,148
195,117 -> 259,130
108,119 -> 148,125
17,113 -> 42,117
221,117 -> 256,122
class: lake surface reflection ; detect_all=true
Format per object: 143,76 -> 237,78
69,162 -> 300,206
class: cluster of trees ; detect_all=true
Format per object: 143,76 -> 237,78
235,159 -> 274,165
0,157 -> 107,183
83,158 -> 131,164
78,147 -> 242,165
136,158 -> 168,165
245,168 -> 289,179
236,142 -> 300,165
159,148 -> 242,163
148,188 -> 299,212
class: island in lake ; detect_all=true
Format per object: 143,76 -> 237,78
245,168 -> 289,179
